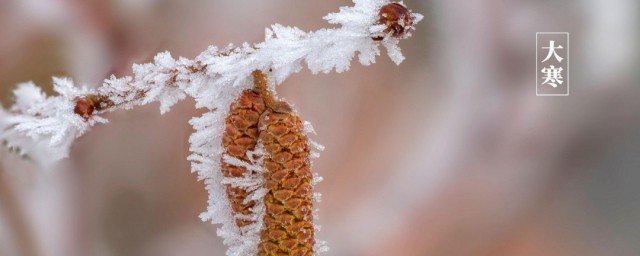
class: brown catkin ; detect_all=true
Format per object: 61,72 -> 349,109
222,71 -> 315,256
221,89 -> 266,228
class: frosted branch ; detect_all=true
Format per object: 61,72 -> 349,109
0,1 -> 420,165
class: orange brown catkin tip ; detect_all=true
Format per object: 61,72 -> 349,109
222,71 -> 315,255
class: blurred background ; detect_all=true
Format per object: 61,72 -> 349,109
1,0 -> 639,255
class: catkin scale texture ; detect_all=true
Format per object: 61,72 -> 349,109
221,73 -> 315,256
221,90 -> 266,228
258,105 -> 315,256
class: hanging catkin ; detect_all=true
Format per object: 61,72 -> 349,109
222,71 -> 315,256
221,87 -> 266,228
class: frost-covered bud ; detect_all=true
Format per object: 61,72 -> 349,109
374,2 -> 418,40
73,98 -> 95,120
73,95 -> 113,120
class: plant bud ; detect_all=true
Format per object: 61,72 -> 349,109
74,98 -> 95,120
374,2 -> 417,40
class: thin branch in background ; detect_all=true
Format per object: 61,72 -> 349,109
0,168 -> 37,256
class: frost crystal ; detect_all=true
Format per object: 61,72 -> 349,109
1,79 -> 107,166
0,0 -> 421,254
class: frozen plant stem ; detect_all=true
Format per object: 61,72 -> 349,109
0,1 -> 421,255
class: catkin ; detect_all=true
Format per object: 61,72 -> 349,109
222,71 -> 315,256
222,89 -> 266,227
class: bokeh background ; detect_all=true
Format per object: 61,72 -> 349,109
1,0 -> 639,255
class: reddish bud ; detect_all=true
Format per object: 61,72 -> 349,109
74,98 -> 95,120
375,2 -> 416,40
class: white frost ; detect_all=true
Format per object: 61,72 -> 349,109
1,79 -> 106,166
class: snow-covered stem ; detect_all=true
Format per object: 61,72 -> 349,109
0,0 -> 420,164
